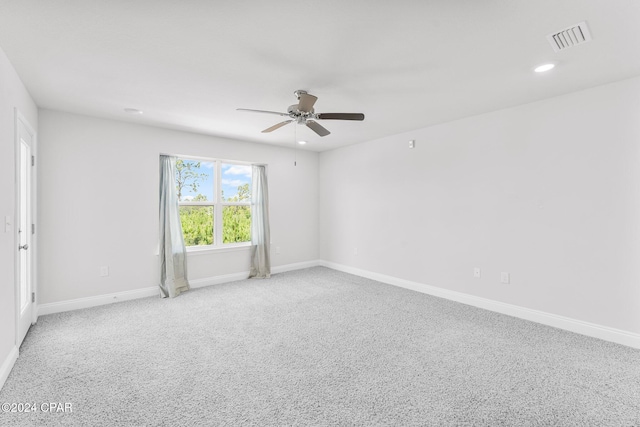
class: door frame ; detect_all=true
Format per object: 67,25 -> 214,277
14,108 -> 38,347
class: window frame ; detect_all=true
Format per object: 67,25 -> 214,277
175,155 -> 253,251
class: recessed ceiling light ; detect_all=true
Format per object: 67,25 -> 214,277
298,140 -> 307,145
534,63 -> 555,73
124,108 -> 143,114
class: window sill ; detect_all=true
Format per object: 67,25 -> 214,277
186,244 -> 252,256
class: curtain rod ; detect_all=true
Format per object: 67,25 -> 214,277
159,153 -> 266,166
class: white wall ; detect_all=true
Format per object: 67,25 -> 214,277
38,110 -> 318,304
0,47 -> 38,373
320,76 -> 640,335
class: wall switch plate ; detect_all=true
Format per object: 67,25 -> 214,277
4,216 -> 10,233
100,266 -> 109,277
501,272 -> 510,284
354,247 -> 358,255
409,140 -> 415,149
474,267 -> 481,278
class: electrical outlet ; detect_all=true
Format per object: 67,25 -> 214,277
474,267 -> 481,278
501,272 -> 510,284
100,266 -> 109,277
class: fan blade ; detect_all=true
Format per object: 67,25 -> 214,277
262,120 -> 293,133
297,93 -> 318,113
316,113 -> 365,121
237,108 -> 290,117
306,120 -> 330,137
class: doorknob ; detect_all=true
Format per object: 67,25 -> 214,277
19,244 -> 29,250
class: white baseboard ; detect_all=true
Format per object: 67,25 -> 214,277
0,346 -> 19,392
189,272 -> 249,288
272,259 -> 320,274
38,286 -> 159,316
188,260 -> 320,288
319,260 -> 640,349
38,260 -> 322,316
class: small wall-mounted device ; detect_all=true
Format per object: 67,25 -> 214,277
409,140 -> 415,149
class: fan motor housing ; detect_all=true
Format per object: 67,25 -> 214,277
287,104 -> 313,117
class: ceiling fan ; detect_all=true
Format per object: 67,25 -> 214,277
237,90 -> 364,137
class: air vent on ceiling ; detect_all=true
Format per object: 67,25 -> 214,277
547,21 -> 592,52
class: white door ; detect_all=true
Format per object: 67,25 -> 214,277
16,114 -> 35,346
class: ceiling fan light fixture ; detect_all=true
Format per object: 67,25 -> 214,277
534,63 -> 555,73
238,90 -> 364,138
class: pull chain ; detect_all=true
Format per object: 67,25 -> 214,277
294,122 -> 298,166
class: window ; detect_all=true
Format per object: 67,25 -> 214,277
175,157 -> 252,248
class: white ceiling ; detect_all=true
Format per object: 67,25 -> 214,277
0,1 -> 639,151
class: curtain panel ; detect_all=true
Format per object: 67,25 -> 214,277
249,164 -> 271,278
159,155 -> 190,297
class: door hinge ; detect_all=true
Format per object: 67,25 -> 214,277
32,223 -> 35,234
31,292 -> 35,303
31,155 -> 35,167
